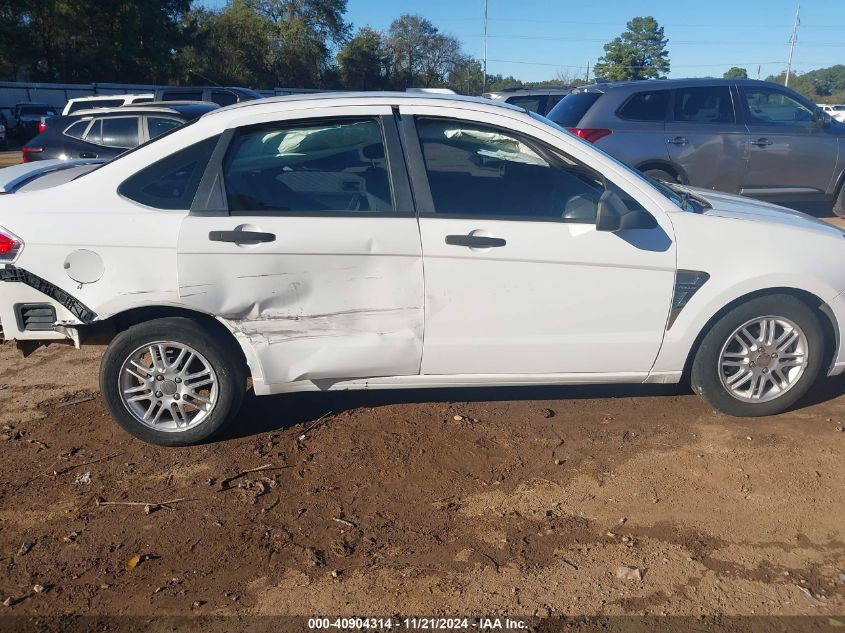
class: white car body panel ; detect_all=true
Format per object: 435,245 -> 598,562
400,104 -> 677,375
0,93 -> 844,399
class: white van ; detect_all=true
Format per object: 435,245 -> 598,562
61,93 -> 154,116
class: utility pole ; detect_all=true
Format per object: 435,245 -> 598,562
482,0 -> 488,92
586,61 -> 590,84
757,64 -> 761,80
785,4 -> 800,87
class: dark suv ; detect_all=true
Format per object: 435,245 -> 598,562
22,102 -> 218,162
547,78 -> 845,215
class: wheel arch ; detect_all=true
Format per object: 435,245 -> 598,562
681,287 -> 839,380
80,304 -> 253,378
635,160 -> 688,184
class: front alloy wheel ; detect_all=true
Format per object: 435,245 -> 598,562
691,295 -> 825,417
718,316 -> 808,403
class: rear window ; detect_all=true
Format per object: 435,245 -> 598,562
617,90 -> 671,122
161,90 -> 204,101
20,105 -> 56,116
506,95 -> 544,113
119,135 -> 219,210
547,92 -> 602,127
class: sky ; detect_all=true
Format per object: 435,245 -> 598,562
200,0 -> 844,82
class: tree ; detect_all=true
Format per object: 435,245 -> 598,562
447,56 -> 484,94
723,66 -> 748,79
337,27 -> 389,90
386,14 -> 461,89
594,16 -> 669,81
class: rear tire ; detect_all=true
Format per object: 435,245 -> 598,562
690,295 -> 824,417
99,317 -> 246,446
643,168 -> 679,184
833,183 -> 845,218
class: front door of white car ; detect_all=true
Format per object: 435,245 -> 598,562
400,110 -> 677,376
176,111 -> 425,388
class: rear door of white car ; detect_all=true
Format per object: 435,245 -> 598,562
399,107 -> 677,376
176,108 -> 424,387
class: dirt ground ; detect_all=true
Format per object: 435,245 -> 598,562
0,211 -> 844,624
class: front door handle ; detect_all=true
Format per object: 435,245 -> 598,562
445,234 -> 506,248
751,137 -> 773,147
79,152 -> 97,158
667,136 -> 688,145
209,230 -> 276,243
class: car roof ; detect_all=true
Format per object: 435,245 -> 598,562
574,78 -> 788,93
209,91 -> 525,117
484,87 -> 572,97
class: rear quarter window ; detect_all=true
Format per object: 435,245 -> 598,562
617,90 -> 671,122
547,92 -> 602,127
118,135 -> 220,210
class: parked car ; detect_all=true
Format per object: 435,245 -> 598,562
153,86 -> 262,106
21,102 -> 219,162
548,79 -> 845,215
0,119 -> 6,150
817,103 -> 845,123
483,87 -> 572,115
62,93 -> 154,116
8,103 -> 59,144
1,92 -> 845,446
0,159 -> 104,193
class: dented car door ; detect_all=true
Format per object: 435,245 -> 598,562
177,111 -> 424,389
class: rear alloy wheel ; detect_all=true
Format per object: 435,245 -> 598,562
691,295 -> 825,416
100,317 -> 245,446
833,183 -> 845,218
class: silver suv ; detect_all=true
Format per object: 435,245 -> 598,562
547,79 -> 845,215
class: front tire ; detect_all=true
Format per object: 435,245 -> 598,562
690,295 -> 825,416
100,317 -> 246,446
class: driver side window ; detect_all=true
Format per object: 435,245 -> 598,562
415,117 -> 635,223
742,87 -> 815,126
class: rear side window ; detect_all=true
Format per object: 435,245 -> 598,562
673,86 -> 735,124
119,135 -> 220,209
506,95 -> 544,113
101,117 -> 139,148
222,118 -> 394,215
162,90 -> 204,101
617,90 -> 670,122
547,92 -> 602,127
212,91 -> 238,106
83,120 -> 102,143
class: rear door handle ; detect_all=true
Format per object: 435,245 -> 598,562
209,230 -> 276,243
667,136 -> 687,145
445,234 -> 506,248
751,138 -> 773,147
79,152 -> 97,158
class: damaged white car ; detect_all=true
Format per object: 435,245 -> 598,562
2,92 -> 845,445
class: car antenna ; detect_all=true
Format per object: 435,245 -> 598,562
186,69 -> 240,101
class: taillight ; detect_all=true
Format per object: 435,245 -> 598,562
37,121 -> 46,134
21,147 -> 42,163
568,128 -> 613,144
0,227 -> 23,262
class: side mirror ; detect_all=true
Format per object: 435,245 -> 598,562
596,190 -> 658,232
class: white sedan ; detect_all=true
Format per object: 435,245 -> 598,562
1,93 -> 844,446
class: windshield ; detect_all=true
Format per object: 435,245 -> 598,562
528,110 -> 687,209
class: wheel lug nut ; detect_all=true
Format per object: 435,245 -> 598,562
174,393 -> 180,400
175,377 -> 181,383
772,353 -> 778,358
762,368 -> 768,374
749,361 -> 755,367
155,391 -> 163,398
156,375 -> 164,381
